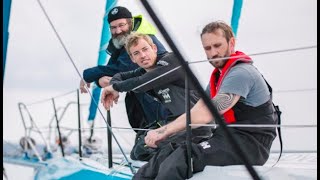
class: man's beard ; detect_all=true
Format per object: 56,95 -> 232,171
112,32 -> 130,49
210,47 -> 230,69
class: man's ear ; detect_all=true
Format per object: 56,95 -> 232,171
152,43 -> 158,53
229,37 -> 235,52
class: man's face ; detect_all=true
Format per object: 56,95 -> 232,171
201,29 -> 234,69
110,19 -> 131,49
129,39 -> 158,71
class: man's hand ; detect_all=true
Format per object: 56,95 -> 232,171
144,127 -> 168,148
98,76 -> 112,88
80,79 -> 90,93
101,85 -> 119,110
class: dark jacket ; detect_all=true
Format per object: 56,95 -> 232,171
82,15 -> 168,125
110,53 -> 200,120
83,35 -> 167,85
83,15 -> 167,85
111,52 -> 212,161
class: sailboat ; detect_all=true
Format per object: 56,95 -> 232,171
3,0 -> 317,179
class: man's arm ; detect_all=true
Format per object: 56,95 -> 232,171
80,76 -> 112,94
97,76 -> 112,88
144,93 -> 240,148
112,54 -> 183,92
110,68 -> 145,85
79,79 -> 91,93
83,65 -> 119,83
100,69 -> 145,110
101,85 -> 120,110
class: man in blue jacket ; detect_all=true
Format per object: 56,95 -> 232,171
80,6 -> 169,128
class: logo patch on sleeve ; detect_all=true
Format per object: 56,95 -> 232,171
157,60 -> 169,66
199,141 -> 211,149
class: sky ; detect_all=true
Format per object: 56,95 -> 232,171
3,0 -> 317,179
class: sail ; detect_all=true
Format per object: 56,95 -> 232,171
3,0 -> 12,82
230,0 -> 243,37
87,0 -> 117,121
3,5 -> 13,177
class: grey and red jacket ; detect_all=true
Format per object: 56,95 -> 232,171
210,51 -> 278,147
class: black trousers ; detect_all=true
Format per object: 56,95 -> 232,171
133,128 -> 273,180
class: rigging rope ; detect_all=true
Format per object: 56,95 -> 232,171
36,0 -> 82,79
35,0 -> 135,174
24,89 -> 77,106
188,45 -> 317,65
131,45 -> 316,93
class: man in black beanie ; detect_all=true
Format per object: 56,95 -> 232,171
80,6 -> 170,152
108,6 -> 132,23
107,6 -> 133,49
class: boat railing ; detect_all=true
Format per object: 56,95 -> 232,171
17,89 -> 84,159
16,88 -> 116,169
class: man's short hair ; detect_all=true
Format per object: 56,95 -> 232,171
125,32 -> 154,55
201,21 -> 234,42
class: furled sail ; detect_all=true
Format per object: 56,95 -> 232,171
87,0 -> 117,121
3,0 -> 12,82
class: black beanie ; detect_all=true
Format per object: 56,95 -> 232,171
108,6 -> 132,23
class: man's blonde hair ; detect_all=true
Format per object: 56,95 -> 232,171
125,32 -> 154,55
